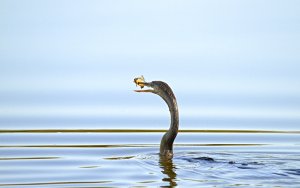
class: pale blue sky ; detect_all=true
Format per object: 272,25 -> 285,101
0,1 -> 300,129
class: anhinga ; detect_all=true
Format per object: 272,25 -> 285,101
134,76 -> 179,159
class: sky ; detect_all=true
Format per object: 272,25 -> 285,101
0,1 -> 300,129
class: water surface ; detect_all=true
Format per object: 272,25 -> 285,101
1,129 -> 299,187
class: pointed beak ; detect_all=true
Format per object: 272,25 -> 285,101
134,89 -> 154,93
133,81 -> 155,93
133,77 -> 155,93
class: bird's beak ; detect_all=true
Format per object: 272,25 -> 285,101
133,81 -> 155,93
134,89 -> 154,93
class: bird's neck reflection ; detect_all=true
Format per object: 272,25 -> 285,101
159,156 -> 177,187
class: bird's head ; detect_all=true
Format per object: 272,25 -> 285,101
133,76 -> 176,103
133,75 -> 159,95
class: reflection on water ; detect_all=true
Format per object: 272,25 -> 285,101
160,157 -> 177,187
0,129 -> 299,187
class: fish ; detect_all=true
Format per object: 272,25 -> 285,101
133,75 -> 145,89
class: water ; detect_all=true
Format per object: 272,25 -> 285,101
1,90 -> 300,187
1,129 -> 299,187
1,89 -> 299,187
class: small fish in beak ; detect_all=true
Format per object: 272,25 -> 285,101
133,75 -> 145,89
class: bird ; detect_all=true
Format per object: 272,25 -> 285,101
134,76 -> 179,159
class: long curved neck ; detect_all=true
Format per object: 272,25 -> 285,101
159,87 -> 179,158
166,98 -> 179,142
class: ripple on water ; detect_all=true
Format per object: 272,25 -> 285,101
0,131 -> 299,187
134,150 -> 300,187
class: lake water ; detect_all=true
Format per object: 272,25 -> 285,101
1,91 -> 300,187
1,127 -> 300,187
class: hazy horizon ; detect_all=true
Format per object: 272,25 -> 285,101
1,1 -> 300,130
